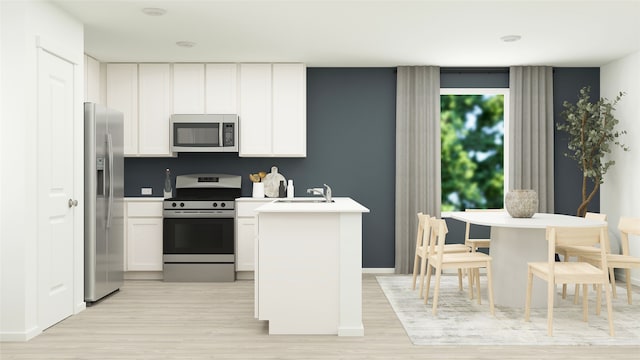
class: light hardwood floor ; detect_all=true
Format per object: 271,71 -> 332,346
1,274 -> 638,359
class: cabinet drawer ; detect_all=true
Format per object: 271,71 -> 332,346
127,201 -> 163,217
236,200 -> 272,217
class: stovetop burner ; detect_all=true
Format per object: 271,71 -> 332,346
163,173 -> 241,211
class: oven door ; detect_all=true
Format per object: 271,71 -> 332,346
163,217 -> 234,255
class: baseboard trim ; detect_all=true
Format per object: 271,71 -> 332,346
0,325 -> 40,342
362,268 -> 395,274
124,271 -> 163,280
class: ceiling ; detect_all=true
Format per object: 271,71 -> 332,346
52,0 -> 640,67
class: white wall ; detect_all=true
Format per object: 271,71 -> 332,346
0,1 -> 84,341
600,50 -> 640,286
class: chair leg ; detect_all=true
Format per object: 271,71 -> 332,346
609,267 -> 617,299
475,269 -> 481,305
582,284 -> 589,321
411,253 -> 420,290
626,269 -> 633,305
561,253 -> 570,299
524,269 -> 533,321
604,277 -> 615,336
418,257 -> 428,298
486,263 -> 495,315
457,269 -> 463,291
468,268 -> 474,300
424,264 -> 433,305
547,278 -> 555,336
432,267 -> 442,315
574,284 -> 580,305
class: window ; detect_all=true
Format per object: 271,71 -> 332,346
440,89 -> 508,211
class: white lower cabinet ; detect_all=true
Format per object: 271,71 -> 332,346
235,198 -> 273,274
125,199 -> 163,273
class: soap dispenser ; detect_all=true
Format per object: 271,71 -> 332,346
287,179 -> 294,198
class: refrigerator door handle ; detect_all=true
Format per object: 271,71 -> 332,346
106,133 -> 114,228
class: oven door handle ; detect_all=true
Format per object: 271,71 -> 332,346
163,211 -> 235,219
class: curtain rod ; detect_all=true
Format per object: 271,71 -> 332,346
440,67 -> 509,74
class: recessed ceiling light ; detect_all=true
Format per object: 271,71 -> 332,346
176,41 -> 196,48
500,35 -> 522,43
141,7 -> 167,16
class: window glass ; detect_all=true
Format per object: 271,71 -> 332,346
440,90 -> 506,211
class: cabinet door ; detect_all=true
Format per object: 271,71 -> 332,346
138,64 -> 172,156
239,63 -> 272,156
127,217 -> 163,271
173,64 -> 205,113
206,64 -> 237,114
84,55 -> 101,103
272,63 -> 306,157
236,217 -> 256,271
106,63 -> 138,155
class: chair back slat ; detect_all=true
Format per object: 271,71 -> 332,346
416,212 -> 429,249
585,212 -> 607,221
546,226 -> 603,248
618,217 -> 640,256
546,225 -> 609,271
428,218 -> 449,262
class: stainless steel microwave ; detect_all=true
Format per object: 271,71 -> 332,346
170,114 -> 238,153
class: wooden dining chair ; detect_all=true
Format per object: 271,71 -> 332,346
556,212 -> 614,299
524,225 -> 614,336
411,213 -> 469,298
423,218 -> 494,315
580,217 -> 640,305
464,208 -> 503,252
463,208 -> 503,298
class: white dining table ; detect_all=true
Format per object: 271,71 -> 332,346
448,211 -> 606,308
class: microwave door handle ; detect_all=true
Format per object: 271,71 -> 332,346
219,124 -> 223,147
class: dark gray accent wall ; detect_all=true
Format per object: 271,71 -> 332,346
441,68 -> 509,88
552,68 -> 600,216
124,67 -> 600,268
124,68 -> 397,268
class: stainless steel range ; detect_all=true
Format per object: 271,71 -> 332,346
163,173 -> 241,282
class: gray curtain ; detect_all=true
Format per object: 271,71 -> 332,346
395,66 -> 441,274
509,66 -> 554,213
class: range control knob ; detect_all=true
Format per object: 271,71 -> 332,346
212,202 -> 218,208
220,203 -> 226,208
179,202 -> 185,208
172,202 -> 177,208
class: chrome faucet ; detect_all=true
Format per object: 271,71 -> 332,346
307,184 -> 332,202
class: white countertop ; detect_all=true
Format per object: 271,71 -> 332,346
448,211 -> 606,229
124,197 -> 164,202
235,197 -> 278,203
255,197 -> 370,213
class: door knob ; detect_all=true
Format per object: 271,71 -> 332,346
68,199 -> 78,208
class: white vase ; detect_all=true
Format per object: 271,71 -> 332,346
505,189 -> 538,218
252,182 -> 265,198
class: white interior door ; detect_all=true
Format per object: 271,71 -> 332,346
37,48 -> 76,330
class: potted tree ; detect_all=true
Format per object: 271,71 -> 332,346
557,86 -> 629,217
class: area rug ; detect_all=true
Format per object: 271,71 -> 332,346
376,275 -> 640,346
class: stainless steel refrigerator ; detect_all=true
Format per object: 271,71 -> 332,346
84,102 -> 124,303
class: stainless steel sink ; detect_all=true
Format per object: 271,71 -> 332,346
275,199 -> 335,203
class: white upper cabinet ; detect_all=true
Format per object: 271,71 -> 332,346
106,63 -> 138,156
106,62 -> 304,158
173,64 -> 205,114
239,64 -> 273,157
272,63 -> 306,156
138,64 -> 172,156
206,64 -> 238,114
239,63 -> 306,157
84,54 -> 101,103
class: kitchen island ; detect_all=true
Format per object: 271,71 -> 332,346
254,197 -> 369,336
